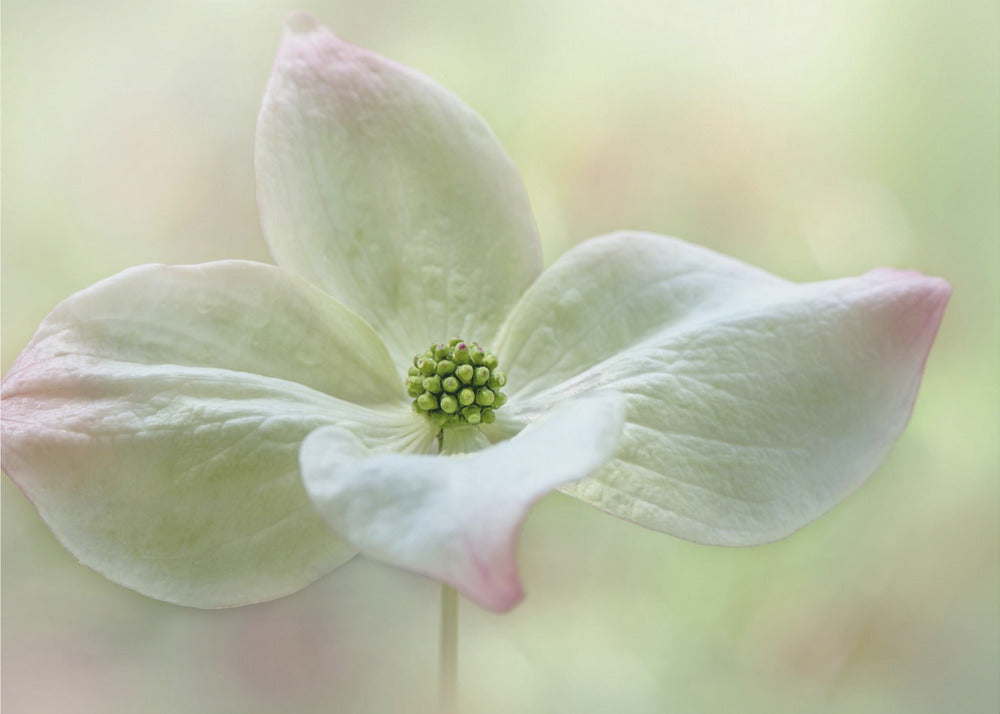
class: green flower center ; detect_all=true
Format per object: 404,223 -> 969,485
405,337 -> 507,428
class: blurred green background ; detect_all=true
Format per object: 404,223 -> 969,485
3,1 -> 997,712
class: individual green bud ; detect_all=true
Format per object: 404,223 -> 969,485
406,376 -> 424,397
453,342 -> 471,364
434,344 -> 450,361
417,393 -> 438,411
440,394 -> 459,414
422,375 -> 443,394
436,359 -> 456,376
473,366 -> 490,386
429,412 -> 449,428
417,357 -> 436,376
455,364 -> 474,384
408,365 -> 420,377
488,371 -> 507,389
481,408 -> 496,424
476,388 -> 495,406
458,388 -> 476,406
461,406 -> 482,425
470,345 -> 485,365
483,353 -> 499,370
493,391 -> 507,408
442,375 -> 460,393
449,337 -> 463,347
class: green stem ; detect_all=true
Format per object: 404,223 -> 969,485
439,585 -> 458,714
436,427 -> 488,713
439,584 -> 458,713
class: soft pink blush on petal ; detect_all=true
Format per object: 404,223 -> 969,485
818,268 -> 951,379
847,268 -> 951,419
863,268 -> 951,360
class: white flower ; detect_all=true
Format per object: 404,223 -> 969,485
0,13 -> 950,613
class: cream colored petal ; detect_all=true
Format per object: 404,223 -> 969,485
256,12 -> 542,363
2,261 -> 435,607
300,392 -> 625,612
495,232 -> 950,545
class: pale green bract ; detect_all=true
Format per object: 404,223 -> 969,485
0,12 -> 950,612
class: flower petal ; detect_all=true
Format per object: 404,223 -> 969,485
299,391 -> 626,612
494,232 -> 950,545
255,12 -> 542,363
1,261 -> 435,607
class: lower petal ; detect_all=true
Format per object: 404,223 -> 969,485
3,363 -> 432,607
299,392 -> 626,612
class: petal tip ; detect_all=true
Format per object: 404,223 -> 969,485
858,268 -> 950,360
484,585 -> 524,614
463,574 -> 524,614
866,267 -> 952,302
284,10 -> 322,35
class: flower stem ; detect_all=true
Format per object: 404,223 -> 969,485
439,584 -> 458,713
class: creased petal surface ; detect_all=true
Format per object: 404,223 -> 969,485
300,391 -> 626,612
494,232 -> 950,545
255,12 -> 542,363
1,261 -> 434,607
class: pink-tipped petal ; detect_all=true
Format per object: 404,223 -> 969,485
494,232 -> 950,545
256,13 -> 542,365
1,261 -> 434,607
300,392 -> 626,612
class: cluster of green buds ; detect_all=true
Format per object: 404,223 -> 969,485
406,338 -> 507,428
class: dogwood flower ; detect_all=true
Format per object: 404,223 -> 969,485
1,13 -> 949,614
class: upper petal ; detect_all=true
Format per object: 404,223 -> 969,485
300,391 -> 626,612
255,13 -> 542,363
2,261 -> 435,607
494,232 -> 950,545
